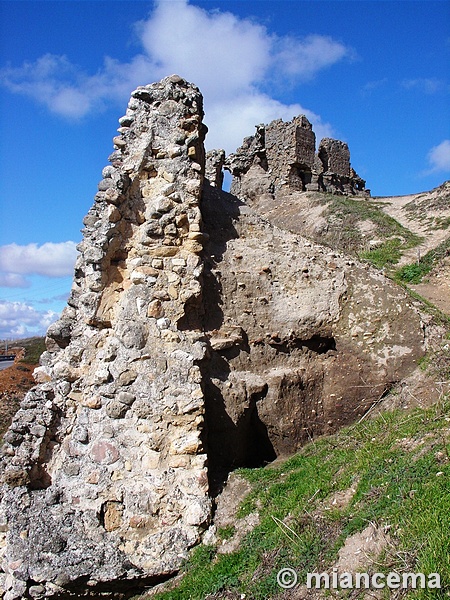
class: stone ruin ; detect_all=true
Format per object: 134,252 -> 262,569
225,114 -> 369,198
0,76 -> 424,599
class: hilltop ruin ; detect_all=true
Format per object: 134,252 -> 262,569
0,77 -> 425,599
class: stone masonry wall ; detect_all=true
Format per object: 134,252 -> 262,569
265,115 -> 316,190
0,76 -> 211,599
225,115 -> 369,197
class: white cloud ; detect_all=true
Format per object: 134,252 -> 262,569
402,78 -> 448,95
0,0 -> 350,152
361,78 -> 388,95
0,273 -> 30,288
0,242 -> 78,280
272,34 -> 352,80
205,93 -> 334,153
137,0 -> 271,102
0,300 -> 58,339
426,140 -> 450,173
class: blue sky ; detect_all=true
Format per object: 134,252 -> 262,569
0,0 -> 449,339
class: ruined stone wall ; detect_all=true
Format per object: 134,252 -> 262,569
0,77 -> 422,600
265,115 -> 316,190
225,116 -> 369,197
0,76 -> 211,600
318,138 -> 350,176
205,149 -> 225,188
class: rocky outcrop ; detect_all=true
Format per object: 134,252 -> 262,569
225,115 -> 369,198
0,77 -> 425,598
200,183 -> 424,479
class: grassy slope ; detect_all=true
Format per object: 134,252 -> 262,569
395,238 -> 450,285
17,336 -> 46,364
313,194 -> 423,268
140,389 -> 450,600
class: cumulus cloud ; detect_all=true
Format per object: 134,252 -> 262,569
426,139 -> 450,173
205,93 -> 333,153
272,34 -> 352,80
0,0 -> 350,152
0,242 -> 78,285
0,301 -> 59,339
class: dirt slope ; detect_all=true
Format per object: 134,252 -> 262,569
378,181 -> 450,266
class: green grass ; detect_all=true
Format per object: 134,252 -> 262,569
315,195 -> 422,266
139,396 -> 450,600
359,237 -> 404,269
432,216 -> 450,231
217,525 -> 236,541
395,237 -> 450,284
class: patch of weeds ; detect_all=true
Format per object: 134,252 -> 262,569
432,215 -> 450,230
316,195 -> 422,261
217,525 -> 235,541
395,236 -> 450,284
395,262 -> 429,284
397,285 -> 450,327
418,355 -> 432,372
19,337 -> 46,364
417,340 -> 450,382
359,237 -> 404,268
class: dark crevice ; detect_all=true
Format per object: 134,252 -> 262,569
31,571 -> 177,599
200,352 -> 276,496
268,334 -> 336,354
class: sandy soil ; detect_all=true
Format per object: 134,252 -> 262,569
377,186 -> 450,267
0,350 -> 37,437
410,256 -> 450,315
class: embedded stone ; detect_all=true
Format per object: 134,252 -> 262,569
80,395 -> 102,409
117,392 -> 135,406
91,441 -> 120,465
113,136 -> 126,148
103,501 -> 123,532
147,299 -> 165,319
105,400 -> 128,419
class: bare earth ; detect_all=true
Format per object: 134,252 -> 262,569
378,190 -> 449,265
0,350 -> 37,437
377,183 -> 450,314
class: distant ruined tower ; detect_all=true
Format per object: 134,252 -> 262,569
225,114 -> 369,197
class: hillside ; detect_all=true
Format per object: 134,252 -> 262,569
0,77 -> 448,600
135,185 -> 450,599
0,338 -> 45,437
241,181 -> 450,314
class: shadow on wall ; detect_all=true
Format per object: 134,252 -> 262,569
199,183 -> 276,493
199,350 -> 277,495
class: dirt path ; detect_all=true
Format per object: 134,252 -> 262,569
377,187 -> 450,267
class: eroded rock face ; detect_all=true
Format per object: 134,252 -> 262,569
0,75 -> 211,599
0,77 -> 425,598
200,184 -> 424,477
